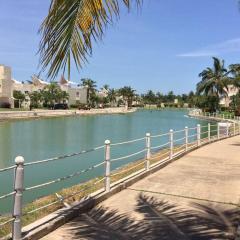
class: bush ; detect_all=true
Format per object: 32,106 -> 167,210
0,102 -> 11,108
70,104 -> 79,109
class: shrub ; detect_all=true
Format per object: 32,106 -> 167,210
70,104 -> 79,108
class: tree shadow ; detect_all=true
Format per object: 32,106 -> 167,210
230,143 -> 240,146
61,194 -> 239,240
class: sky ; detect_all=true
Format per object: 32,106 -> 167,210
0,0 -> 240,94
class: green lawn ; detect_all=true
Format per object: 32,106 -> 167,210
0,108 -> 28,112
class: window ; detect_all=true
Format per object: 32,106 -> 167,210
76,92 -> 80,98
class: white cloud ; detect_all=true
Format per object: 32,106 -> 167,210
178,38 -> 240,57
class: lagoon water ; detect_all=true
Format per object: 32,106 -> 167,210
0,109 -> 207,213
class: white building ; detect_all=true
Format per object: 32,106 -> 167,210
219,85 -> 239,108
0,64 -> 14,108
0,64 -> 88,108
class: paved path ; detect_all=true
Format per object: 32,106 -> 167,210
42,136 -> 240,240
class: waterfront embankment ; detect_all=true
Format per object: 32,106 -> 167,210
188,111 -> 240,123
0,107 -> 136,120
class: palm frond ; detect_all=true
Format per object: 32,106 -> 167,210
39,0 -> 141,79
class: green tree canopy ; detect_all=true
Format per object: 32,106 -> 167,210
39,0 -> 141,79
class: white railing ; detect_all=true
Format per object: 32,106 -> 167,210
0,113 -> 240,239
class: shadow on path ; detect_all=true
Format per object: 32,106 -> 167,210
61,194 -> 239,240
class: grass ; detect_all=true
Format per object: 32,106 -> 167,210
0,108 -> 28,112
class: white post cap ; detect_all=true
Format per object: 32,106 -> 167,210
105,140 -> 111,145
15,156 -> 24,164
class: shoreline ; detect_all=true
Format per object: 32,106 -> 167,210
0,107 -> 137,121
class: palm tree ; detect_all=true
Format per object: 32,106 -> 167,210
107,88 -> 117,107
81,78 -> 97,106
102,84 -> 110,91
197,57 -> 229,111
39,0 -> 141,79
229,64 -> 240,88
118,86 -> 135,109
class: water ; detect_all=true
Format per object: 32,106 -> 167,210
0,109 -> 207,213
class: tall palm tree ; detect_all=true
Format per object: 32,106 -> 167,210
229,64 -> 240,88
107,88 -> 117,106
118,86 -> 135,109
197,57 -> 229,110
81,78 -> 97,105
39,0 -> 141,79
102,84 -> 110,91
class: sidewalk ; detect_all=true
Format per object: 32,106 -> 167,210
42,135 -> 240,240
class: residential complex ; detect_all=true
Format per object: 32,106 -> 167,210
0,64 -> 88,108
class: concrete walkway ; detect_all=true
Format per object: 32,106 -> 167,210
42,135 -> 240,240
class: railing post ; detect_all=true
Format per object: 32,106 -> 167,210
185,127 -> 188,152
145,133 -> 151,171
12,156 -> 24,240
226,123 -> 229,137
217,123 -> 220,139
169,129 -> 173,159
197,124 -> 201,146
234,122 -> 236,135
238,121 -> 240,135
208,123 -> 211,142
104,140 -> 111,193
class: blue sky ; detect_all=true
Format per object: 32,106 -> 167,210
0,0 -> 240,94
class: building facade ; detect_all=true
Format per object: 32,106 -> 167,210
0,64 -> 14,108
219,85 -> 239,108
0,64 -> 88,108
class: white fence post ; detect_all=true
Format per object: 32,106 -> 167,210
12,156 -> 24,240
145,133 -> 151,171
185,127 -> 188,152
233,122 -> 236,135
104,140 -> 111,193
197,124 -> 201,146
226,123 -> 229,137
208,123 -> 211,142
217,123 -> 220,139
169,129 -> 173,159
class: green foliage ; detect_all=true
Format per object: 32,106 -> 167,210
197,57 -> 229,99
13,90 -> 26,108
118,86 -> 135,107
13,90 -> 25,103
42,83 -> 69,106
81,78 -> 97,106
39,0 -> 141,79
28,91 -> 43,108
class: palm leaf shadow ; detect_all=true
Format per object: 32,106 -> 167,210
63,193 -> 239,239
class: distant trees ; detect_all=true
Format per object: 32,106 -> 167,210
41,83 -> 69,107
13,90 -> 26,108
13,83 -> 69,108
197,57 -> 229,111
81,78 -> 97,106
107,89 -> 117,107
118,86 -> 135,108
196,57 -> 240,112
